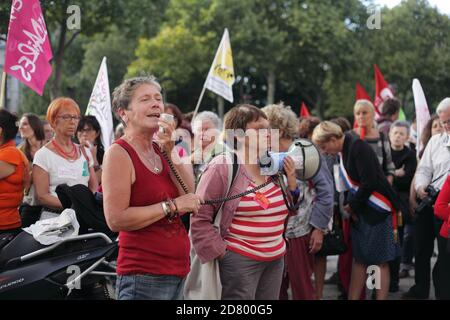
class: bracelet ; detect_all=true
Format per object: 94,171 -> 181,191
94,164 -> 102,172
290,187 -> 300,198
167,199 -> 178,217
171,198 -> 179,215
161,201 -> 171,218
164,199 -> 178,222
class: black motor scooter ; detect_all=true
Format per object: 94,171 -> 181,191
0,184 -> 117,300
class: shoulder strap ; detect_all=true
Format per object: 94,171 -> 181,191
379,132 -> 388,174
212,152 -> 239,227
274,173 -> 296,213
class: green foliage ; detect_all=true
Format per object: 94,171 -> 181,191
2,0 -> 450,121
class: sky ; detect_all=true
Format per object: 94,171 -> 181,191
374,0 -> 450,14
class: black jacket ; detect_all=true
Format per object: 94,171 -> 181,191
391,147 -> 417,194
342,133 -> 399,224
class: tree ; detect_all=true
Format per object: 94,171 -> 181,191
127,25 -> 214,111
369,0 -> 450,115
1,0 -> 167,100
79,27 -> 135,109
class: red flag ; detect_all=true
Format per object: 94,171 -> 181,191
355,83 -> 371,102
354,83 -> 372,130
4,0 -> 53,96
300,102 -> 310,118
374,64 -> 394,111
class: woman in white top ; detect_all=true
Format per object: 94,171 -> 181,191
33,97 -> 98,220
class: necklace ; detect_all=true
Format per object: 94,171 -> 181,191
123,136 -> 161,173
52,139 -> 78,162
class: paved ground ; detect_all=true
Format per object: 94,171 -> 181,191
321,252 -> 437,300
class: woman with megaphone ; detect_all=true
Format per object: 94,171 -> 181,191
190,104 -> 300,300
312,121 -> 400,300
262,103 -> 334,300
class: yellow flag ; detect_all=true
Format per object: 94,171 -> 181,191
204,28 -> 235,102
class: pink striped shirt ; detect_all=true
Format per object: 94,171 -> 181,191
225,181 -> 288,261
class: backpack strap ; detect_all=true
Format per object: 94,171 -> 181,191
212,152 -> 239,228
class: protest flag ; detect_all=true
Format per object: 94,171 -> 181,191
86,57 -> 114,148
4,0 -> 53,96
412,79 -> 431,157
300,102 -> 311,118
192,28 -> 235,120
374,64 -> 394,114
355,83 -> 371,102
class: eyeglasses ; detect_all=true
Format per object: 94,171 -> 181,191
78,127 -> 95,133
58,115 -> 81,122
440,119 -> 450,126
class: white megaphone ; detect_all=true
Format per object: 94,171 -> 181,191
259,139 -> 321,181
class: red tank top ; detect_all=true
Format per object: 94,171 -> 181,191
115,139 -> 190,277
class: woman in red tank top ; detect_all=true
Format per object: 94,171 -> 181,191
102,76 -> 202,300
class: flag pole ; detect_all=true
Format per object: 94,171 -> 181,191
191,86 -> 206,125
0,72 -> 6,109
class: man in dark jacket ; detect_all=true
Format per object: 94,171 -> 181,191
389,120 -> 417,290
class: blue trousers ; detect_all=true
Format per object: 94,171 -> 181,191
116,274 -> 185,300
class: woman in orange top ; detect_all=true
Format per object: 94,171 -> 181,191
0,109 -> 30,234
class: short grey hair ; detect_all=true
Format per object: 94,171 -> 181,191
436,98 -> 450,115
192,111 -> 222,132
261,103 -> 299,140
390,120 -> 410,136
112,76 -> 162,114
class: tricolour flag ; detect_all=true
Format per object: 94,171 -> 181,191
86,57 -> 114,148
374,64 -> 394,114
4,0 -> 53,96
204,28 -> 235,103
412,79 -> 431,158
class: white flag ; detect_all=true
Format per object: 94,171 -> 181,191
412,79 -> 431,157
86,57 -> 114,148
204,28 -> 235,103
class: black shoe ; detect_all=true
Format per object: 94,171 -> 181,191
325,272 -> 339,285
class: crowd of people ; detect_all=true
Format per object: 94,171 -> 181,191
0,75 -> 449,300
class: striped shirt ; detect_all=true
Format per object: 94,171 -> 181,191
225,181 -> 288,261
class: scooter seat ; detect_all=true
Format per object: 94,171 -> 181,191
0,232 -> 46,269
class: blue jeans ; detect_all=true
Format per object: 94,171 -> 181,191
116,274 -> 185,300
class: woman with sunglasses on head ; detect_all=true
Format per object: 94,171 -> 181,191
33,98 -> 98,221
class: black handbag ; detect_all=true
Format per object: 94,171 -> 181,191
316,227 -> 347,256
316,209 -> 347,256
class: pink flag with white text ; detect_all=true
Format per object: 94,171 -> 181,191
4,0 -> 53,96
